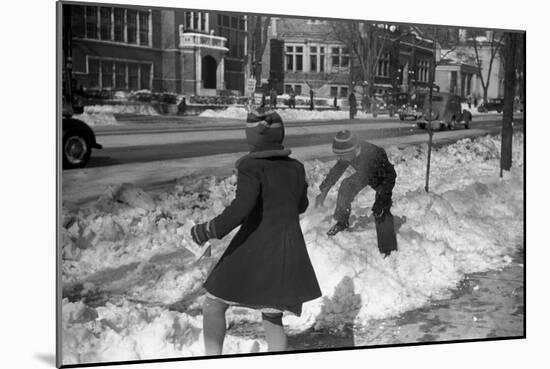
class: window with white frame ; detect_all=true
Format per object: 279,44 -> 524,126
82,6 -> 152,47
87,57 -> 152,90
184,11 -> 208,32
285,45 -> 304,72
85,6 -> 98,39
417,59 -> 430,82
330,85 -> 349,98
309,46 -> 325,73
330,47 -> 350,71
376,52 -> 390,77
100,7 -> 112,40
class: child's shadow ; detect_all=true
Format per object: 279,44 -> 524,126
288,276 -> 360,351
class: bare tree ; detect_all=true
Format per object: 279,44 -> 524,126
330,21 -> 391,110
244,15 -> 271,89
471,31 -> 504,103
500,32 -> 521,175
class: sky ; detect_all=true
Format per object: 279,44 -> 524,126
1,1 -> 546,369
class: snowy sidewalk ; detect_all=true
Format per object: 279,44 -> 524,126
284,259 -> 524,350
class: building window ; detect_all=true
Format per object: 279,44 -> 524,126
320,47 -> 325,73
330,86 -> 338,97
127,10 -> 137,44
115,62 -> 126,89
222,15 -> 229,27
89,58 -> 151,90
295,47 -> 303,71
114,8 -> 125,42
82,6 -> 151,47
340,87 -> 348,97
128,63 -> 139,90
377,52 -> 390,77
330,47 -> 349,71
88,59 -> 99,87
417,59 -> 430,82
85,6 -> 98,39
100,7 -> 112,40
295,85 -> 302,95
140,64 -> 151,90
310,46 -> 317,72
139,11 -> 149,46
286,46 -> 293,71
101,60 -> 114,88
184,11 -> 207,32
285,45 -> 304,72
72,6 -> 85,38
309,46 -> 326,73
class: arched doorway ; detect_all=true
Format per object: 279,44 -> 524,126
202,56 -> 217,89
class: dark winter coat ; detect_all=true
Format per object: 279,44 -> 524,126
320,141 -> 397,223
203,149 -> 322,312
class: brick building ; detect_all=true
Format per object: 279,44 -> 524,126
63,3 -> 246,96
258,19 -> 435,101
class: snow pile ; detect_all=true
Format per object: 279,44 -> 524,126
199,106 -> 372,121
61,133 -> 524,363
72,104 -> 160,127
62,299 -> 264,365
73,112 -> 120,127
85,104 -> 159,116
199,106 -> 247,120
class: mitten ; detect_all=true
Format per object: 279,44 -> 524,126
190,222 -> 211,246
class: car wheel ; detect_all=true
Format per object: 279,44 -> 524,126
418,122 -> 426,129
63,133 -> 92,169
497,109 -> 502,113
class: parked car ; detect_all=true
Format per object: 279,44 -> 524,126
62,97 -> 102,169
417,92 -> 472,130
477,98 -> 504,113
397,93 -> 426,121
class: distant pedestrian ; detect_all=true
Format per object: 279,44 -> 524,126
190,107 -> 322,354
315,130 -> 398,257
309,89 -> 314,111
334,96 -> 338,109
289,88 -> 296,109
270,88 -> 277,108
474,96 -> 478,107
348,92 -> 357,120
261,92 -> 266,108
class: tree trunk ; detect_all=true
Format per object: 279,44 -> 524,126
500,32 -> 518,175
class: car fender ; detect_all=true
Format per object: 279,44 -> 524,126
62,118 -> 102,149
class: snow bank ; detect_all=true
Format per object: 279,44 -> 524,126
72,104 -> 160,127
84,104 -> 160,116
61,133 -> 524,363
199,106 -> 372,121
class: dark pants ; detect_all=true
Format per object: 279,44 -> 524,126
334,174 -> 397,253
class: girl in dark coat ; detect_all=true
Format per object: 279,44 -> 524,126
190,107 -> 321,354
